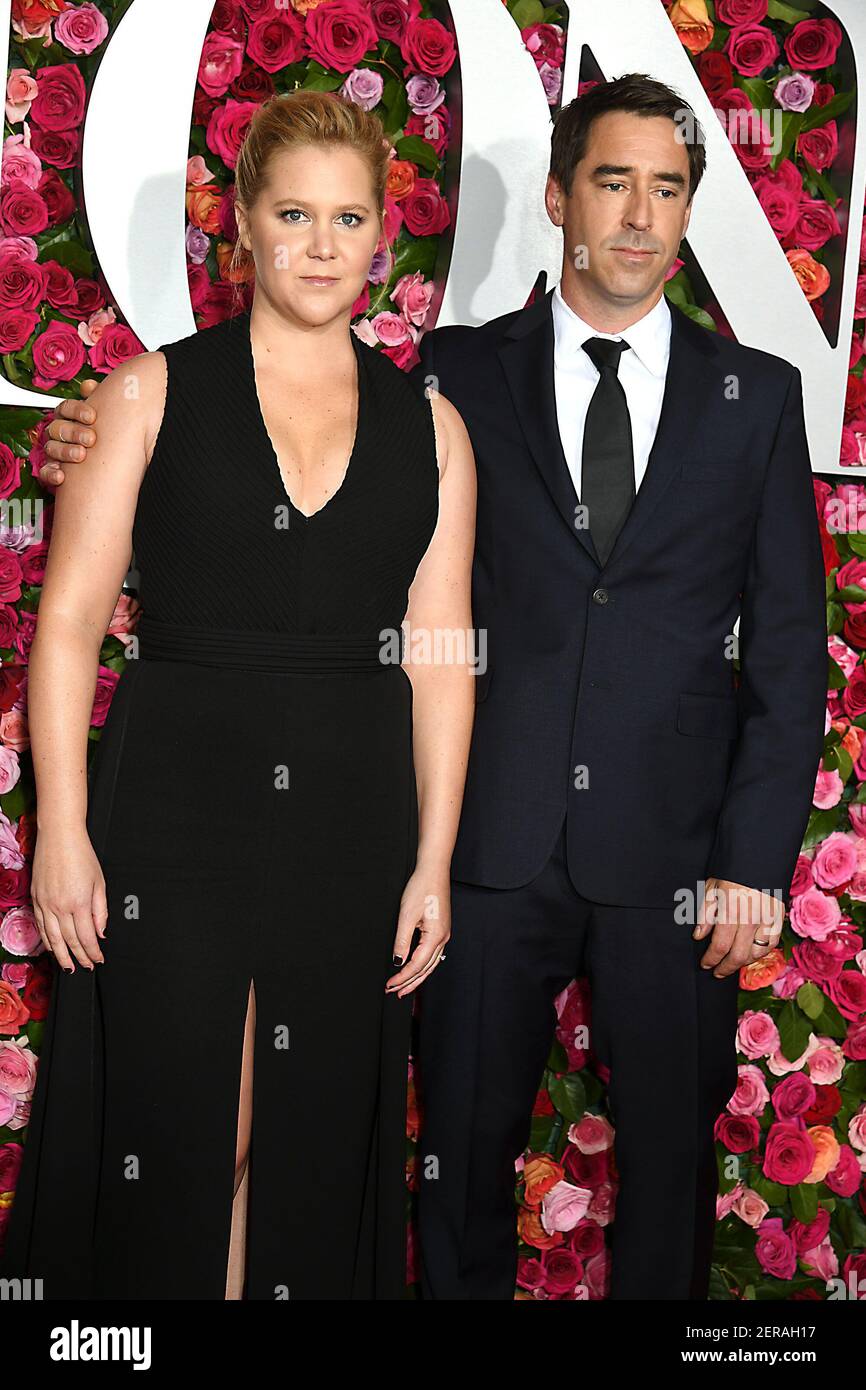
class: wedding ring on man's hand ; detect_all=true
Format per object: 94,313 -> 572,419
753,932 -> 780,947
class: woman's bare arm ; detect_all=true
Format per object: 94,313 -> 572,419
29,352 -> 165,969
386,387 -> 477,996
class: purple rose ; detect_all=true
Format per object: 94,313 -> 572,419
774,72 -> 815,113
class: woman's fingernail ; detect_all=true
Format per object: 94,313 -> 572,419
392,954 -> 403,967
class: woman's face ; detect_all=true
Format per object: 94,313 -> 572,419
235,141 -> 383,326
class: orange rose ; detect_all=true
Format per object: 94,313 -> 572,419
786,248 -> 831,301
0,978 -> 30,1035
517,1206 -> 563,1251
804,1125 -> 841,1183
405,1071 -> 420,1142
186,184 -> 222,235
386,160 -> 417,201
523,1153 -> 564,1208
740,947 -> 787,991
842,724 -> 863,764
667,0 -> 714,56
216,240 -> 254,285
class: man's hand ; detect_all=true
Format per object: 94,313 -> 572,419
693,877 -> 785,979
39,379 -> 100,486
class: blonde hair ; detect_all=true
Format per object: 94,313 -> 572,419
228,90 -> 392,305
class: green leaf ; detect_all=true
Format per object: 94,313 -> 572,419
827,655 -> 847,689
800,91 -> 854,133
750,1173 -> 789,1207
767,0 -> 811,22
737,77 -> 774,112
394,135 -> 440,175
790,1181 -> 819,1225
777,998 -> 814,1064
511,0 -> 546,27
546,1071 -> 586,1124
801,806 -> 842,850
677,302 -> 718,332
835,585 -> 866,602
796,982 -> 826,1021
772,112 -> 804,170
810,994 -> 847,1040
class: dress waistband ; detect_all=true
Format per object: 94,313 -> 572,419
136,615 -> 400,673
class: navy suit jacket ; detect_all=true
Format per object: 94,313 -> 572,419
406,286 -> 828,911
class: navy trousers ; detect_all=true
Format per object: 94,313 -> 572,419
416,815 -> 740,1300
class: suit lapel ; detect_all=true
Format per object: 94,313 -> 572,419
497,289 -> 719,570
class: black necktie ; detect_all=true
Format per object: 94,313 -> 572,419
581,337 -> 635,567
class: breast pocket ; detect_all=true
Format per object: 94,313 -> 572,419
676,690 -> 739,739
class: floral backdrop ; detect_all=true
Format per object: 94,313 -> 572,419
0,0 -> 864,1303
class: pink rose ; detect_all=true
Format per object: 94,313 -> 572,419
29,64 -> 86,131
812,767 -> 843,810
5,69 -> 38,123
540,1180 -> 593,1233
371,311 -> 412,348
197,32 -> 245,98
0,746 -> 20,795
392,270 -> 433,327
305,1 -> 379,72
825,1143 -> 862,1197
801,1236 -> 838,1282
1,136 -> 42,190
205,99 -> 260,171
813,830 -> 858,889
828,968 -> 866,1021
731,1186 -> 769,1229
762,1122 -> 815,1185
31,320 -> 86,389
725,24 -> 779,78
755,1217 -> 798,1278
789,886 -> 842,941
568,1113 -> 614,1153
737,1009 -> 780,1059
804,1035 -> 844,1085
0,709 -> 28,752
540,1246 -> 584,1297
753,177 -> 799,237
0,906 -> 41,955
771,1070 -> 817,1121
0,1037 -> 37,1098
54,4 -> 109,56
728,1063 -> 770,1116
787,198 -> 841,253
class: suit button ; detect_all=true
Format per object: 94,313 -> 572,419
592,587 -> 609,605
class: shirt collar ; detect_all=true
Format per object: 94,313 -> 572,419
552,280 -> 671,379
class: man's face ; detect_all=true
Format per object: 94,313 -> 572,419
548,109 -> 694,309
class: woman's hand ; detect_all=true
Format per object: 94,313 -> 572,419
39,380 -> 100,486
386,857 -> 451,998
31,827 -> 108,972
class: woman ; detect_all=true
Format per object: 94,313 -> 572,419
1,91 -> 476,1300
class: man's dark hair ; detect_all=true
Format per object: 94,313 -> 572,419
550,72 -> 707,202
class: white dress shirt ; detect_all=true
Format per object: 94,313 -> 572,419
551,280 -> 672,500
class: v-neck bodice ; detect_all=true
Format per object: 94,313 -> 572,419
132,307 -> 440,638
240,308 -> 367,522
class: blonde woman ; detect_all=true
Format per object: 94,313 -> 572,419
1,92 -> 475,1300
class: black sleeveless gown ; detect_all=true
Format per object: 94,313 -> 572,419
1,308 -> 440,1299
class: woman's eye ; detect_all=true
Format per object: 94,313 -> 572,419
339,213 -> 363,227
281,208 -> 306,223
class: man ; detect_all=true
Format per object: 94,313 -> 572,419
40,74 -> 828,1300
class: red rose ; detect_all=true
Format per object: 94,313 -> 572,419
230,62 -> 275,104
401,177 -> 450,236
714,1113 -> 761,1152
90,665 -> 120,728
21,954 -> 53,1021
762,1121 -> 815,1184
0,255 -> 46,312
804,1084 -> 841,1125
28,124 -> 80,170
0,550 -> 23,604
31,320 -> 87,390
29,63 -> 86,131
845,373 -> 866,420
716,0 -> 767,22
0,180 -> 49,237
20,539 -> 49,586
88,323 -> 146,373
0,442 -> 22,500
371,0 -> 421,44
401,16 -> 457,76
797,121 -> 839,173
698,50 -> 734,101
246,12 -> 306,74
785,198 -> 841,253
38,167 -> 75,226
0,664 -> 24,712
0,866 -> 31,909
305,0 -> 379,73
41,259 -> 77,310
753,176 -> 799,237
784,18 -> 844,71
725,23 -> 779,78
